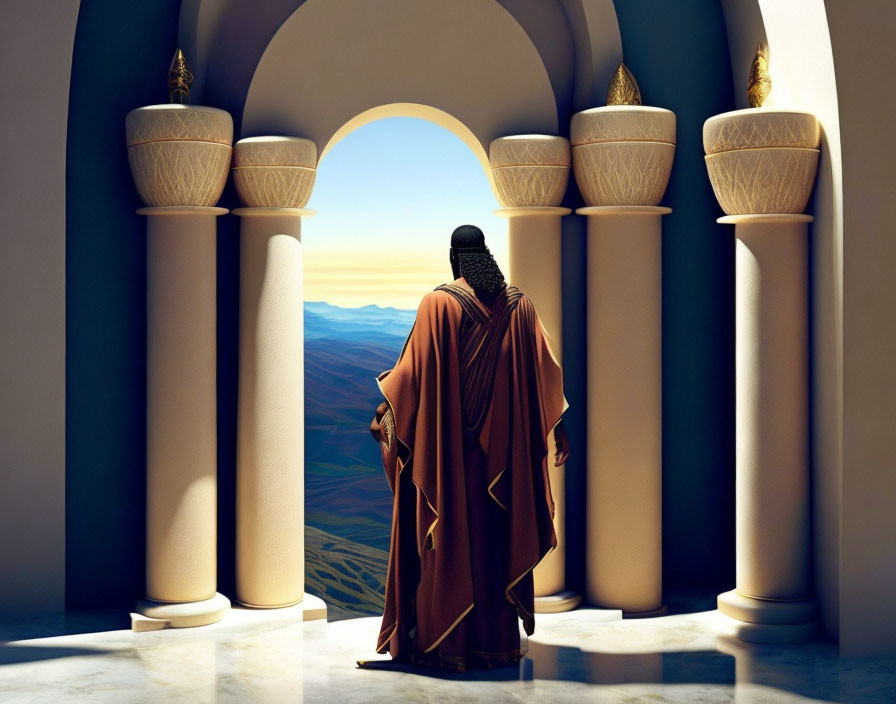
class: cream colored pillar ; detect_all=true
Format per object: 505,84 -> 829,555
704,108 -> 821,643
133,206 -> 232,631
126,103 -> 234,631
232,136 -> 325,619
234,208 -> 308,609
578,206 -> 669,616
498,206 -> 577,613
571,102 -> 676,616
715,214 -> 817,643
489,135 -> 580,613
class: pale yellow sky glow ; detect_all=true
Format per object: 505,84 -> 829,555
303,243 -> 509,310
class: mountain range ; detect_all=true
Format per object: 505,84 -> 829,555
304,300 -> 414,617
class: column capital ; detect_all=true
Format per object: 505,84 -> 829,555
576,205 -> 671,217
493,206 -> 571,218
232,207 -> 315,218
718,213 -> 813,225
137,206 -> 229,216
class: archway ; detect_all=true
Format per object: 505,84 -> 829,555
300,112 -> 506,618
207,0 -> 595,626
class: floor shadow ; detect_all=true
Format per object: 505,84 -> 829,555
0,608 -> 131,643
662,588 -> 720,615
355,629 -> 896,702
0,644 -> 117,666
355,656 -> 529,682
6,592 -> 895,703
356,642 -> 735,685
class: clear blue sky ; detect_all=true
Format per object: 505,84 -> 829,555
303,117 -> 508,309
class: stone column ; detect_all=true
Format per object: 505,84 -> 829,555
704,109 -> 820,643
133,206 -> 232,631
490,135 -> 580,613
126,104 -> 233,631
715,214 -> 817,643
571,105 -> 676,616
578,206 -> 668,616
232,137 -> 325,619
234,208 -> 308,609
497,206 -> 575,612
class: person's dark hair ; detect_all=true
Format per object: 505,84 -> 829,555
450,225 -> 506,304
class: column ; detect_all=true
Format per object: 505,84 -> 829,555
578,206 -> 669,616
133,206 -> 231,631
496,206 -> 580,613
715,214 -> 817,643
234,207 -> 311,611
703,107 -> 821,643
489,134 -> 581,613
231,135 -> 325,619
571,99 -> 676,616
126,103 -> 233,631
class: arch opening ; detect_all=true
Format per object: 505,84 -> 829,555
302,113 -> 507,616
320,103 -> 496,193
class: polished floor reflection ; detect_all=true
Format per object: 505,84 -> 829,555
1,592 -> 894,702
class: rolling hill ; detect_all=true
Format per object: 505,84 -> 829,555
304,300 -> 415,616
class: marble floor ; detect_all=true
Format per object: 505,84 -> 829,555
1,592 -> 895,703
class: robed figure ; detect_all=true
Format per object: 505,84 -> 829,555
364,225 -> 569,671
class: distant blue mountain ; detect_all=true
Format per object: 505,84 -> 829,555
304,300 -> 416,342
303,300 -> 417,614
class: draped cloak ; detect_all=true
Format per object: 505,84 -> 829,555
371,279 -> 568,669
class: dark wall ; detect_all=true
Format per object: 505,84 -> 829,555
613,0 -> 737,589
66,0 -> 183,609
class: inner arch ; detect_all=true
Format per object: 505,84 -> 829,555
240,0 -> 559,161
321,103 -> 496,193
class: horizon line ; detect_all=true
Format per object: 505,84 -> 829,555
304,298 -> 417,312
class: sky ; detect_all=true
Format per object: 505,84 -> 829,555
303,117 -> 508,310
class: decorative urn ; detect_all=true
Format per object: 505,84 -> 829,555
703,45 -> 820,214
232,136 -> 317,208
125,50 -> 233,207
488,135 -> 570,207
571,63 -> 676,206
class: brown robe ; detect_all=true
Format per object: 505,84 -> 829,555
369,278 -> 567,671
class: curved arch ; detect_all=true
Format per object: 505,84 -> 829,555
240,0 -> 558,159
180,0 -> 623,134
319,103 -> 496,192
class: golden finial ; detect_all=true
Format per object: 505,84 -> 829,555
607,62 -> 642,106
747,43 -> 771,108
168,48 -> 194,104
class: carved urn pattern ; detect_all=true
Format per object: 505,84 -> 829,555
232,136 -> 318,208
703,109 -> 821,214
571,106 -> 676,207
125,105 -> 233,207
488,135 -> 570,207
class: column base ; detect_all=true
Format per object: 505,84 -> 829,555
235,592 -> 327,622
534,590 -> 583,613
586,594 -> 667,617
719,619 -> 818,645
717,589 -> 818,644
623,603 -> 668,619
131,592 -> 231,632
